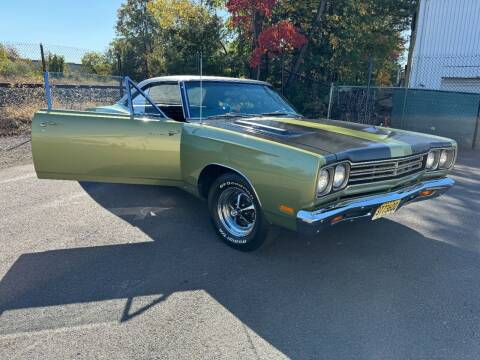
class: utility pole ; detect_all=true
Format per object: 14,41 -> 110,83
286,0 -> 327,87
405,0 -> 421,88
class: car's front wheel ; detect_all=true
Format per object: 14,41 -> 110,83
208,173 -> 270,251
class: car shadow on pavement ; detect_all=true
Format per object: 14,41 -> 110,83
1,181 -> 480,358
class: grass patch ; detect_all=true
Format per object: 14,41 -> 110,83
0,102 -> 43,136
0,100 -> 116,137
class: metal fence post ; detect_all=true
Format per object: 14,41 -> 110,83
40,43 -> 52,110
40,43 -> 46,72
43,71 -> 52,111
327,82 -> 334,119
473,98 -> 480,150
119,78 -> 124,97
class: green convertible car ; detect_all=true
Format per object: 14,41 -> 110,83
32,76 -> 456,251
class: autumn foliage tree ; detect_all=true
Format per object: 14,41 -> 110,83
104,0 -> 416,116
226,0 -> 306,78
250,20 -> 307,68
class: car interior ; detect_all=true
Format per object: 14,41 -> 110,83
128,82 -> 186,121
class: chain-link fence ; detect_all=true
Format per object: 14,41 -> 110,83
281,71 -> 332,119
409,55 -> 480,94
327,54 -> 480,149
328,85 -> 480,149
0,42 -> 124,136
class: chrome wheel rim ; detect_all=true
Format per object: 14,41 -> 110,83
217,187 -> 257,238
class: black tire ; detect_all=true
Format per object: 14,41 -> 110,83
208,173 -> 270,251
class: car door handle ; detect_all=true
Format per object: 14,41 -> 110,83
40,121 -> 58,127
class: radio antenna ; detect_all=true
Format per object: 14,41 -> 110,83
199,51 -> 203,124
199,0 -> 204,124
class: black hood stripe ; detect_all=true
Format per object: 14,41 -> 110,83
204,119 -> 394,162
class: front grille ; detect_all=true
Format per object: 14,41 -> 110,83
348,154 -> 426,185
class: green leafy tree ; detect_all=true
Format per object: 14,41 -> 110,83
115,0 -> 158,78
0,45 -> 38,78
81,52 -> 112,76
148,0 -> 228,75
108,0 -> 416,117
268,0 -> 417,116
0,45 -> 8,75
47,53 -> 65,73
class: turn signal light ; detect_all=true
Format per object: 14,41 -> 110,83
331,215 -> 344,224
279,205 -> 295,215
420,190 -> 435,197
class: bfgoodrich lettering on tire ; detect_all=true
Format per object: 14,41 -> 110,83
208,173 -> 270,251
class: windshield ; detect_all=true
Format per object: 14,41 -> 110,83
185,81 -> 299,120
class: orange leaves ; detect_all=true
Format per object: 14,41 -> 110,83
225,0 -> 306,69
226,0 -> 277,31
250,21 -> 307,67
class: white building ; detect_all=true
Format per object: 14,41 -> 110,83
409,0 -> 480,93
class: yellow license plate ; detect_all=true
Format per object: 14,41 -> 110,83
372,200 -> 401,220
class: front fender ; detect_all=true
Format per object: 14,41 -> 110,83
180,123 -> 324,230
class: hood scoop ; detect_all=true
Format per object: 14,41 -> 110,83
233,120 -> 316,138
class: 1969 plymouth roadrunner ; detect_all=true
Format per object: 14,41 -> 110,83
32,76 -> 457,251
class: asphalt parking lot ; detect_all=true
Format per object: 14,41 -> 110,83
0,149 -> 479,359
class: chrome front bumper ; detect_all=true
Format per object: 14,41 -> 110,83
296,177 -> 455,235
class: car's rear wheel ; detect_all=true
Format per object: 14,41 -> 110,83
208,173 -> 270,251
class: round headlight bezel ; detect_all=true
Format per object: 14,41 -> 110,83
316,162 -> 350,198
426,148 -> 456,171
426,151 -> 437,169
438,150 -> 448,168
333,163 -> 349,189
316,168 -> 331,196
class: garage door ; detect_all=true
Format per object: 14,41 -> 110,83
441,78 -> 480,94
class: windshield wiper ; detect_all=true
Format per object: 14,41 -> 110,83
206,113 -> 253,120
260,111 -> 302,118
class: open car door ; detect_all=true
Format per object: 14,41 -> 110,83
32,77 -> 183,186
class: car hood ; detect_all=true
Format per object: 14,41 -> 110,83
203,117 -> 455,162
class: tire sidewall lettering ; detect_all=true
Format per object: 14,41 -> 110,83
215,180 -> 255,245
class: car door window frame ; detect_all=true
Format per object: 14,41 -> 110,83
125,79 -> 189,122
124,77 -> 169,121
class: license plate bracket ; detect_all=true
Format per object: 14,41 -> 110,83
372,199 -> 401,220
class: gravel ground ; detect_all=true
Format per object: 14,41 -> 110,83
0,135 -> 32,170
0,146 -> 479,359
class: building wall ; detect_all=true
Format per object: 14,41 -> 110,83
409,0 -> 480,91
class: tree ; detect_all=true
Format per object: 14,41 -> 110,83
81,52 -> 112,76
0,45 -> 38,79
285,0 -> 327,86
250,20 -> 306,68
111,0 -> 229,78
0,45 -> 9,75
226,0 -> 305,79
47,53 -> 65,73
115,0 -> 158,78
148,0 -> 228,75
265,0 -> 417,116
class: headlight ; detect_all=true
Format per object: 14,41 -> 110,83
317,162 -> 349,197
426,148 -> 455,171
333,164 -> 349,189
317,169 -> 330,195
438,150 -> 448,168
439,149 -> 455,169
426,151 -> 436,169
